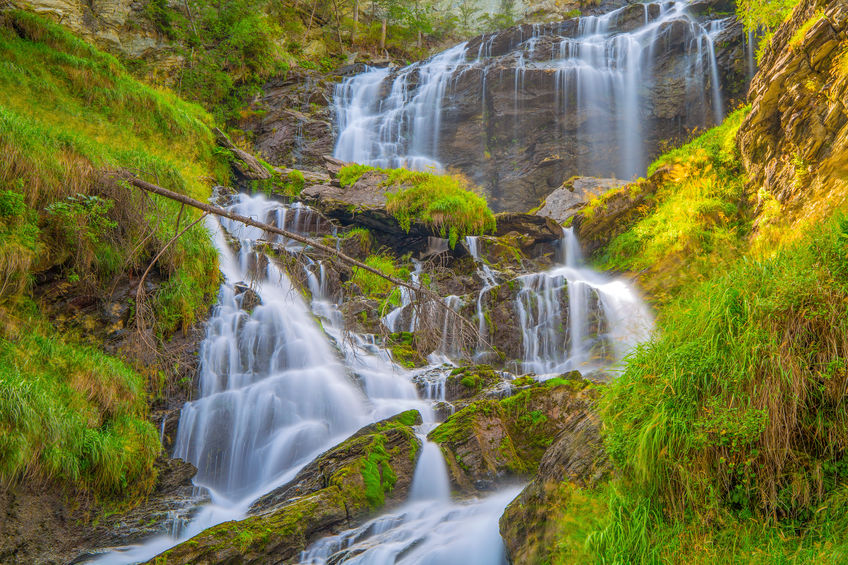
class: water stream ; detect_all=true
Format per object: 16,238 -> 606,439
90,2 -> 682,559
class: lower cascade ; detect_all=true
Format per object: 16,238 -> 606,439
91,189 -> 652,563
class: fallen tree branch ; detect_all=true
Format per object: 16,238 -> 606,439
116,172 -> 491,356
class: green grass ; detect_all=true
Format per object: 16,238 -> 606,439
0,10 -> 227,335
338,164 -> 496,247
575,216 -> 848,562
0,11 -> 228,501
592,107 -> 751,305
0,304 -> 158,504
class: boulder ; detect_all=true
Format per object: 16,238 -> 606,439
148,410 -> 423,565
499,402 -> 611,563
427,375 -> 596,494
534,177 -> 629,224
738,0 -> 848,238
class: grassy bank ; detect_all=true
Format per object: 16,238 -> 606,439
0,11 -> 228,502
551,102 -> 848,562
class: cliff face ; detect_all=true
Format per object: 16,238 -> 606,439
7,0 -> 178,69
739,0 -> 848,241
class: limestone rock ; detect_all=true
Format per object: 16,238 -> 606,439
149,410 -> 423,565
535,176 -> 629,224
8,0 -> 179,72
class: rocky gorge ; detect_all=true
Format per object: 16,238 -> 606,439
2,0 -> 848,563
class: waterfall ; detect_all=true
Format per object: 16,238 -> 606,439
171,196 -> 371,503
333,43 -> 468,171
333,1 -> 734,183
516,228 -> 652,376
300,486 -> 522,564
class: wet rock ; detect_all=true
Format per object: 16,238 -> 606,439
150,410 -> 423,565
494,213 -> 563,245
535,177 -> 629,224
428,375 -> 595,494
237,71 -> 338,171
443,365 -> 508,402
233,282 -> 261,311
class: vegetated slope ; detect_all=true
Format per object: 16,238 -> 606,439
0,10 -> 227,506
522,0 -> 848,562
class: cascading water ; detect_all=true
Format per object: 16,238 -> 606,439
516,228 -> 652,376
334,1 -> 735,183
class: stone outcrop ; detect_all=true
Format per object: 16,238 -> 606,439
738,0 -> 848,237
1,457 -> 208,565
237,71 -> 339,171
7,0 -> 179,68
499,400 -> 611,563
149,410 -> 422,565
535,176 -> 629,224
428,374 -> 597,493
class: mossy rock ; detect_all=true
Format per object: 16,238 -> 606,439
444,365 -> 505,401
149,410 -> 423,564
428,378 -> 595,494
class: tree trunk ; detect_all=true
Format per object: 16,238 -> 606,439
352,0 -> 359,42
380,18 -> 387,51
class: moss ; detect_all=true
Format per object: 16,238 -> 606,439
788,9 -> 825,48
450,364 -> 499,392
337,164 -> 496,247
387,332 -> 426,368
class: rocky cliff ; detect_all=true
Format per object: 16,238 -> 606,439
7,0 -> 179,70
738,0 -> 848,244
321,0 -> 752,213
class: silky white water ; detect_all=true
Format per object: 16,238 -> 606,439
92,193 -> 652,563
334,0 -> 732,181
516,228 -> 653,376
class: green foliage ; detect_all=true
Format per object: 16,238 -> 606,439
351,253 -> 409,302
789,9 -> 825,48
0,188 -> 40,301
0,11 -> 224,333
737,0 -> 800,33
338,163 -> 376,187
0,311 -> 159,502
338,164 -> 496,248
597,107 -> 751,304
0,12 -> 223,503
144,0 -> 285,120
602,216 -> 848,524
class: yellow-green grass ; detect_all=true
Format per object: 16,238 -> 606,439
338,164 -> 496,247
592,107 -> 751,305
0,11 -> 229,502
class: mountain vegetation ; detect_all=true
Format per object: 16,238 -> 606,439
2,0 -> 847,562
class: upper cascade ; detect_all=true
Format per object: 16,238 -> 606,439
333,0 -> 752,211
